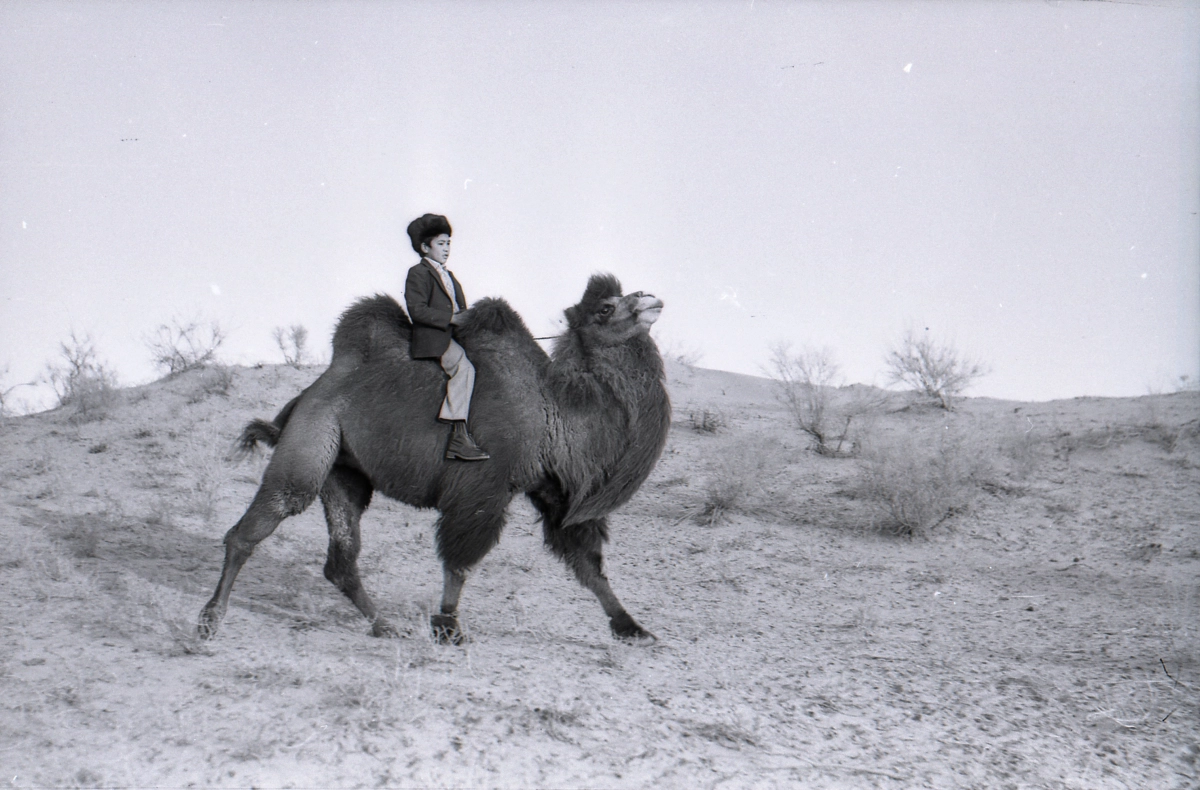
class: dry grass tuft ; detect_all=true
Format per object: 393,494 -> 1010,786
681,719 -> 757,748
529,704 -> 584,743
180,435 -> 232,523
196,364 -> 236,400
999,413 -> 1043,478
687,407 -> 726,434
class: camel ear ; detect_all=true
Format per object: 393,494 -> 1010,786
569,274 -> 621,328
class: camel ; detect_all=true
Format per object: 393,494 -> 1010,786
198,274 -> 670,644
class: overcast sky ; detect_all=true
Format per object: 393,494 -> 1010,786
2,0 -> 1197,411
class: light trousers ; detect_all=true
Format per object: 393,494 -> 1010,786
438,338 -> 475,422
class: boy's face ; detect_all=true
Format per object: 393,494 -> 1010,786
421,234 -> 451,265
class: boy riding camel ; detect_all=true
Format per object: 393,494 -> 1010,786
404,213 -> 489,462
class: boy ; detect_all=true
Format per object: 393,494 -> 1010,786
404,213 -> 489,461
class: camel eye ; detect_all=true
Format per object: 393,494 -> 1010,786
598,304 -> 615,317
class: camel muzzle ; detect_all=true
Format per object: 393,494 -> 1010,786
635,294 -> 664,326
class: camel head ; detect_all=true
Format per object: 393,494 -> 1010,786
564,274 -> 664,346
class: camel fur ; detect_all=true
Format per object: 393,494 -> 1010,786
198,274 -> 670,644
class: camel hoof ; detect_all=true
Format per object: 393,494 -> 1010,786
197,609 -> 221,641
618,630 -> 658,647
431,613 -> 465,645
371,618 -> 401,638
610,613 -> 657,645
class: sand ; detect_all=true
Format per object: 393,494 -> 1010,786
1,360 -> 1196,788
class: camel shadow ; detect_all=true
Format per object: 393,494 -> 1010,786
19,502 -> 394,634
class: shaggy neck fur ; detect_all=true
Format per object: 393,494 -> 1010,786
545,308 -> 670,526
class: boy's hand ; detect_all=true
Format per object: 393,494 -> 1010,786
450,311 -> 467,327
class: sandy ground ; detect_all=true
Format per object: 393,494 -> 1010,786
1,361 -> 1197,789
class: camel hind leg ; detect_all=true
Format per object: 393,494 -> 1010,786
319,464 -> 398,638
198,406 -> 340,639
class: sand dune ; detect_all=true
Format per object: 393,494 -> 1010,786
1,362 -> 1196,788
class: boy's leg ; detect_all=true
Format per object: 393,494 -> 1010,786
438,339 -> 475,421
439,339 -> 488,460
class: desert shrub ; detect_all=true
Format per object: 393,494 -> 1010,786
273,324 -> 310,369
694,434 -> 787,525
146,318 -> 226,376
46,331 -> 119,421
767,342 -> 878,456
768,342 -> 842,455
884,329 -> 987,411
688,407 -> 726,434
1140,419 -> 1200,453
187,364 -> 235,404
0,364 -> 19,417
1136,399 -> 1200,453
856,427 -> 987,536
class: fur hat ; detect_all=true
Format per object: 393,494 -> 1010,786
406,214 -> 453,253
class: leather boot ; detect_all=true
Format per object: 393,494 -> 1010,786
446,421 -> 489,461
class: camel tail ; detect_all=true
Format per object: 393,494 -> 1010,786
231,394 -> 302,457
238,419 -> 281,452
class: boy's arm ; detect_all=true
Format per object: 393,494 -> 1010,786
405,267 -> 453,330
450,272 -> 467,310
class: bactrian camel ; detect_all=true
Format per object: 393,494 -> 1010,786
198,274 -> 670,644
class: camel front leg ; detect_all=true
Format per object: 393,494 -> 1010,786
431,568 -> 468,644
545,518 -> 656,644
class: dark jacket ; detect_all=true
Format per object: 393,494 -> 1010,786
405,260 -> 467,359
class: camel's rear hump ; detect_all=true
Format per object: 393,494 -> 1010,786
331,294 -> 413,363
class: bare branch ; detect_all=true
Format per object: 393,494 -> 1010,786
272,324 -> 310,369
146,319 -> 226,376
766,342 -> 861,455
